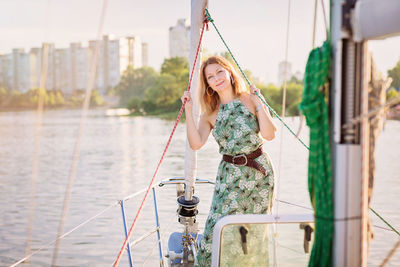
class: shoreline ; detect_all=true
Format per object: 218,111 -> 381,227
1,106 -> 398,122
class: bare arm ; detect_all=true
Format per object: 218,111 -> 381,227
182,91 -> 212,150
249,85 -> 277,141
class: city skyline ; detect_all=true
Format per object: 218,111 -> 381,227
0,35 -> 147,94
1,0 -> 400,84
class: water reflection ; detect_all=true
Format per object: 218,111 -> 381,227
0,110 -> 398,266
120,116 -> 132,196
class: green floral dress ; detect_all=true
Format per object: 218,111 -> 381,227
195,98 -> 274,267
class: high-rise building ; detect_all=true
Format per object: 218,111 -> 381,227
0,54 -> 13,91
12,49 -> 30,93
70,42 -> 89,91
108,37 -> 121,89
46,43 -> 57,91
278,61 -> 292,86
29,47 -> 41,90
55,48 -> 71,94
1,34 -> 147,94
89,39 -> 105,93
89,35 -> 140,94
169,19 -> 190,59
142,42 -> 149,67
120,36 -> 142,72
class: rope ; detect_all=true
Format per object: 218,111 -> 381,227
25,42 -> 49,264
370,208 -> 400,237
51,0 -> 109,265
273,2 -> 292,266
139,214 -> 177,267
276,0 -> 292,222
25,0 -> 53,260
205,9 -> 310,150
320,0 -> 329,39
204,5 -> 400,243
312,0 -> 318,49
277,198 -> 399,233
379,239 -> 400,267
112,19 -> 208,267
343,94 -> 400,129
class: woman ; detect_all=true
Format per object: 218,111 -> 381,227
181,56 -> 276,266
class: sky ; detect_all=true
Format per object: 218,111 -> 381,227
0,0 -> 399,84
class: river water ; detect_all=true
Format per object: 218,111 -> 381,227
0,109 -> 398,266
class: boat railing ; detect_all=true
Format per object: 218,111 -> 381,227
119,177 -> 215,267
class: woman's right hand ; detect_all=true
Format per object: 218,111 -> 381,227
181,91 -> 193,110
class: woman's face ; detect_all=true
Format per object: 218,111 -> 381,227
204,63 -> 232,93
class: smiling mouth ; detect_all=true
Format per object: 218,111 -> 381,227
216,81 -> 224,86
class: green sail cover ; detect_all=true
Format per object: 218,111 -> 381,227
298,41 -> 333,267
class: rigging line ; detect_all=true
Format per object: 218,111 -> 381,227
25,0 -> 53,261
275,2 -> 293,265
273,3 -> 292,266
112,19 -> 207,267
205,8 -> 398,239
312,0 -> 318,49
379,239 -> 400,267
370,208 -> 400,237
277,199 -> 399,232
276,0 -> 292,221
374,225 -> 396,232
205,6 -> 397,242
342,94 -> 400,129
139,214 -> 177,267
51,0 -> 109,266
276,199 -> 313,211
10,201 -> 118,267
295,0 -> 320,140
25,42 -> 49,264
204,9 -> 310,151
320,0 -> 329,39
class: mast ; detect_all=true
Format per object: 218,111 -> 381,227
331,0 -> 400,266
184,0 -> 207,201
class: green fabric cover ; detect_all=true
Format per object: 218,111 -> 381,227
299,41 -> 333,267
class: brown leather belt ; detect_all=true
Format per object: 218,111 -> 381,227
222,147 -> 267,176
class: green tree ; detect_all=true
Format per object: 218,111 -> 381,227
90,90 -> 104,106
161,57 -> 189,84
388,60 -> 400,89
259,83 -> 281,114
286,82 -> 304,115
127,97 -> 142,112
219,52 -> 254,84
144,73 -> 183,112
48,91 -> 56,107
55,90 -> 65,106
116,66 -> 158,106
0,87 -> 8,106
258,82 -> 303,116
387,87 -> 399,101
289,75 -> 303,84
142,57 -> 190,113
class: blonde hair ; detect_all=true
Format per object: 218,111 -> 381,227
199,56 -> 247,114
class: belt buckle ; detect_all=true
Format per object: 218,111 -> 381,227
232,154 -> 248,167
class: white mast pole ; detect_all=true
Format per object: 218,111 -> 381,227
184,0 -> 207,201
331,0 -> 369,266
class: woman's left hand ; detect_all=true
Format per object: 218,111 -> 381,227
249,84 -> 265,105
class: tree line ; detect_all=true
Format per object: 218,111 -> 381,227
0,88 -> 104,110
115,55 -> 400,118
114,54 -> 306,117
